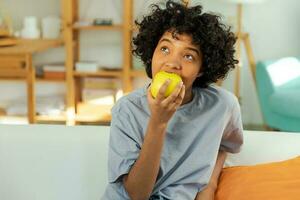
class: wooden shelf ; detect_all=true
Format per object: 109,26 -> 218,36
55,0 -> 133,125
36,114 -> 111,124
0,37 -> 18,47
33,103 -> 113,124
0,1 -> 141,125
130,69 -> 147,77
75,114 -> 111,124
0,113 -> 110,124
0,28 -> 10,37
0,39 -> 64,55
0,77 -> 65,82
0,114 -> 67,124
72,24 -> 123,31
75,102 -> 112,124
0,113 -> 111,125
37,77 -> 65,82
73,70 -> 123,78
0,71 -> 27,79
36,114 -> 67,122
0,115 -> 28,124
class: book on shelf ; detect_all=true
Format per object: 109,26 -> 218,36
42,63 -> 65,79
75,61 -> 100,72
43,64 -> 65,72
73,21 -> 92,27
44,71 -> 65,79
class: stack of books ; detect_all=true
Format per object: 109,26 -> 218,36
43,64 -> 65,79
75,61 -> 100,72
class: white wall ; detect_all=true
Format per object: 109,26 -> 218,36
197,0 -> 300,125
1,0 -> 299,125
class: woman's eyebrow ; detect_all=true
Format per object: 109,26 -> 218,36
159,38 -> 172,44
159,37 -> 200,56
185,47 -> 200,56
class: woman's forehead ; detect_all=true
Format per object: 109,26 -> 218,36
159,31 -> 201,51
161,31 -> 193,42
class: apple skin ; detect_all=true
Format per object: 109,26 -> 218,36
150,71 -> 182,98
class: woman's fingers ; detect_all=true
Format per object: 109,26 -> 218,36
155,79 -> 171,101
168,85 -> 185,110
177,85 -> 185,106
162,82 -> 183,105
179,84 -> 185,101
149,80 -> 186,111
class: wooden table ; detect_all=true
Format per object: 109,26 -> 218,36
0,39 -> 64,123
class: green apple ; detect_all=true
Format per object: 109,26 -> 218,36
150,71 -> 182,98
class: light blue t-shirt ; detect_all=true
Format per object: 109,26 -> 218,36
102,85 -> 243,200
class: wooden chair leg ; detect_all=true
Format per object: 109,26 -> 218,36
243,33 -> 256,84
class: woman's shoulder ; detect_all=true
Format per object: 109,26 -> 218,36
112,85 -> 148,114
195,85 -> 238,107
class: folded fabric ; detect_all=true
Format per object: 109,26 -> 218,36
215,156 -> 300,200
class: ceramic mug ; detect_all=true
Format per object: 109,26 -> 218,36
21,16 -> 40,39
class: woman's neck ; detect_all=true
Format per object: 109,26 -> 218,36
182,88 -> 193,105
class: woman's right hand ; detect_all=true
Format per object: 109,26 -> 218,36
147,79 -> 185,126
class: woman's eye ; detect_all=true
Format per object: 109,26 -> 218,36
184,54 -> 194,61
160,46 -> 169,54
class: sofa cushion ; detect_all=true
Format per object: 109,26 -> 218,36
215,156 -> 300,200
269,89 -> 300,118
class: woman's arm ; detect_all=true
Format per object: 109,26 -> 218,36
123,118 -> 167,200
195,150 -> 227,200
123,82 -> 185,200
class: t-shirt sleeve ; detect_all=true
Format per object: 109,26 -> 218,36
107,105 -> 141,183
220,96 -> 244,153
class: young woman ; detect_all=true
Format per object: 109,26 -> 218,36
102,1 -> 243,199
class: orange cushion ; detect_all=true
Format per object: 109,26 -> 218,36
215,156 -> 300,200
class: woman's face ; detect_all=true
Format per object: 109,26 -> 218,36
151,31 -> 203,95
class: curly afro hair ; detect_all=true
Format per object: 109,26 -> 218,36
132,0 -> 238,88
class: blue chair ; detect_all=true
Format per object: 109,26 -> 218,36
256,57 -> 300,132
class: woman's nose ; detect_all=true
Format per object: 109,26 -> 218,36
165,59 -> 181,70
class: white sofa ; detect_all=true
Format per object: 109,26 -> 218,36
0,124 -> 300,200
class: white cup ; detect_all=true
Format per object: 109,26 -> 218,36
21,16 -> 40,39
24,16 -> 38,29
42,16 -> 61,39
